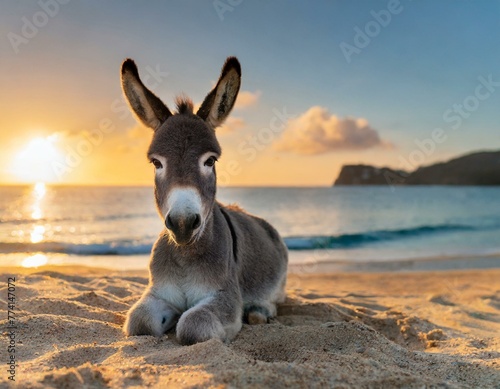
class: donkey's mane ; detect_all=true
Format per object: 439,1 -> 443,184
175,96 -> 194,114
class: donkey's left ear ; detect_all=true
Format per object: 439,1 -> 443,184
121,59 -> 172,130
197,57 -> 241,130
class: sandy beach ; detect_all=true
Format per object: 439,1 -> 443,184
0,265 -> 498,388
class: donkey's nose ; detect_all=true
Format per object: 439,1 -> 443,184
165,212 -> 201,244
166,213 -> 201,230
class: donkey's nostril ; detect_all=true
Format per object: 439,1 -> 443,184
166,213 -> 199,232
192,214 -> 201,230
165,214 -> 174,230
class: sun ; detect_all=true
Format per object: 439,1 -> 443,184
11,134 -> 65,183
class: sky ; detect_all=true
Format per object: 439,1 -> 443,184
1,0 -> 499,186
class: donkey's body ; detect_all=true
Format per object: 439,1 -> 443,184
122,57 -> 288,345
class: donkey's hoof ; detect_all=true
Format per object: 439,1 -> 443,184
244,304 -> 271,325
177,307 -> 225,346
247,311 -> 268,325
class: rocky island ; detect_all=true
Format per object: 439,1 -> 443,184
334,150 -> 500,186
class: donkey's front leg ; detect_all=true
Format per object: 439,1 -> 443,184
124,290 -> 180,337
176,290 -> 242,345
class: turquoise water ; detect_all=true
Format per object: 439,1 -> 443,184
1,185 -> 500,268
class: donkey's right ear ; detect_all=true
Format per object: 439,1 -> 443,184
121,59 -> 172,130
196,57 -> 241,130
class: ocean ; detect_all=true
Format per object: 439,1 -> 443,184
1,184 -> 500,270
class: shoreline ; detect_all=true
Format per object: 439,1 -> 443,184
289,253 -> 500,273
2,251 -> 500,274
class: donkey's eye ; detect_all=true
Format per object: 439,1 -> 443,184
204,156 -> 217,167
151,158 -> 163,169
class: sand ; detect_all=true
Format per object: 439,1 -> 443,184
0,265 -> 499,388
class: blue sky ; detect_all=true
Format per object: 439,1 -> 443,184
1,0 -> 499,185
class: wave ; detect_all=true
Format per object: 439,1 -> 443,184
283,224 -> 476,250
0,223 -> 480,256
0,241 -> 153,256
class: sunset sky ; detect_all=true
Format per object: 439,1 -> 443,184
1,0 -> 499,186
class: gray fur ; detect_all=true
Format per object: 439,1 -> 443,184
121,57 -> 288,345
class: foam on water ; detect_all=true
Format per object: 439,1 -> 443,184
0,223 -> 488,256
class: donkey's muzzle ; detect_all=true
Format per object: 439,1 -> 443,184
165,212 -> 201,245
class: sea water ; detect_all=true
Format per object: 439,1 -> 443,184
1,184 -> 499,269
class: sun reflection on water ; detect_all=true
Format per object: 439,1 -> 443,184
30,182 -> 47,242
30,225 -> 46,243
34,182 -> 46,198
31,206 -> 42,220
31,182 -> 46,220
22,253 -> 48,268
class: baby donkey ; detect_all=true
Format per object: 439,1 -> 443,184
121,57 -> 288,345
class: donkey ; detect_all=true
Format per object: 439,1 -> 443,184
121,57 -> 288,345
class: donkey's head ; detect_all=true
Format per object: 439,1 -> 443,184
121,57 -> 241,245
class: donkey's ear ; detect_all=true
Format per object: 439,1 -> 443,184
121,59 -> 172,130
196,57 -> 241,130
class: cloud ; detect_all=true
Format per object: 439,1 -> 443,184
234,90 -> 261,109
273,106 -> 391,155
218,116 -> 246,134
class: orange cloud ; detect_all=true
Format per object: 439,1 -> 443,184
274,106 -> 391,155
234,90 -> 261,109
218,116 -> 246,134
